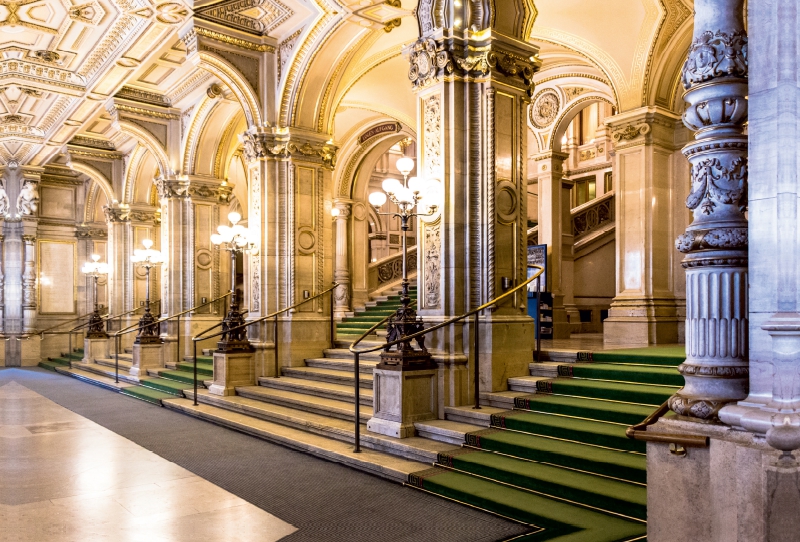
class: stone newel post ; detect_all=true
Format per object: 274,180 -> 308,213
668,0 -> 749,420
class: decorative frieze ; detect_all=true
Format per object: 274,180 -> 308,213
239,131 -> 337,170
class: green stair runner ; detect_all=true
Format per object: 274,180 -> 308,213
38,348 -> 85,371
408,345 -> 685,540
336,287 -> 417,335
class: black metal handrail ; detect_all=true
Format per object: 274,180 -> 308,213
110,292 -> 232,383
190,283 -> 339,406
346,265 -> 544,453
37,311 -> 97,338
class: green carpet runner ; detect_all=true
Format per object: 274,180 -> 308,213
408,345 -> 685,541
38,348 -> 84,371
122,355 -> 213,405
336,286 -> 417,335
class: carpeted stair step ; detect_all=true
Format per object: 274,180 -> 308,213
120,385 -> 176,405
281,366 -> 373,388
557,363 -> 683,386
54,366 -> 135,392
336,321 -> 382,330
531,378 -> 678,406
514,395 -> 656,426
70,361 -> 139,384
162,397 -> 428,483
140,377 -> 190,396
305,356 -> 377,374
95,357 -> 133,370
175,361 -> 214,376
235,385 -> 374,423
588,346 -> 685,367
436,449 -> 647,520
38,359 -> 71,371
322,347 -> 383,361
154,369 -> 208,385
407,468 -> 646,542
490,411 -> 644,453
257,375 -> 373,406
464,428 -> 646,484
181,389 -> 455,464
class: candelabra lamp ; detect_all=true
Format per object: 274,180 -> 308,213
369,157 -> 442,370
131,239 -> 163,344
82,254 -> 110,338
211,211 -> 255,352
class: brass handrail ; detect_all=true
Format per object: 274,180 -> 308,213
101,298 -> 161,328
190,283 -> 339,405
626,395 -> 710,450
110,292 -> 232,384
194,309 -> 250,342
37,311 -> 97,337
345,265 -> 544,453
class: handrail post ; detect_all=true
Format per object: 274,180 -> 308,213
330,286 -> 335,349
473,311 -> 480,409
535,276 -> 542,364
193,340 -> 198,406
68,332 -> 72,364
114,333 -> 119,384
354,351 -> 361,453
176,314 -> 180,365
274,317 -> 279,378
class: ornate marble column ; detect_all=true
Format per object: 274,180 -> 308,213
533,151 -> 574,338
21,234 -> 35,334
332,200 -> 351,318
104,204 -> 132,329
668,0 -> 749,420
410,0 -> 540,405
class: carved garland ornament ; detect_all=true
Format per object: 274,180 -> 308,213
612,123 -> 651,142
685,156 -> 747,215
682,30 -> 748,89
424,222 -> 441,308
675,227 -> 748,253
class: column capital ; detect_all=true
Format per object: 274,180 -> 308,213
238,128 -> 337,170
155,176 -> 190,200
103,204 -> 131,223
606,106 -> 682,150
333,200 -> 352,218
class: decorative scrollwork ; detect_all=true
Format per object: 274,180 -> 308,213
530,91 -> 559,129
675,228 -> 748,253
408,38 -> 453,89
682,30 -> 748,89
686,156 -> 747,215
376,251 -> 417,284
572,197 -> 613,238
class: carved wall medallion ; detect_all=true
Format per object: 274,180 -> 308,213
408,38 -> 452,89
530,91 -> 559,129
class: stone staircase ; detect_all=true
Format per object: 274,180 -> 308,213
335,285 -> 417,336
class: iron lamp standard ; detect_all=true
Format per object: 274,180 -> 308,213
211,211 -> 255,352
131,239 -> 163,344
369,162 -> 442,369
82,254 -> 110,338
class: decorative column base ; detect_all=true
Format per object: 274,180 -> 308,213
367,363 -> 438,439
130,343 -> 163,379
83,337 -> 110,364
603,298 -> 680,345
209,350 -> 255,396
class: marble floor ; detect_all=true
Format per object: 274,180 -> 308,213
0,380 -> 298,542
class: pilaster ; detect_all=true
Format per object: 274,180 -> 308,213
104,204 -> 132,328
332,200 -> 351,317
603,107 -> 684,345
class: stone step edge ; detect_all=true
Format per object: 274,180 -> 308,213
258,376 -> 374,406
163,398 -> 425,483
70,361 -> 141,385
173,396 -> 446,464
54,366 -> 135,392
235,386 -> 373,423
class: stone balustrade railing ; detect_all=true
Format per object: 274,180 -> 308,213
368,245 -> 418,294
527,225 -> 539,246
571,191 -> 614,239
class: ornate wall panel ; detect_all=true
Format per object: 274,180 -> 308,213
38,240 -> 76,314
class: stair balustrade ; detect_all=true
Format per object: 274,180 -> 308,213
111,292 -> 232,384
348,265 -> 544,453
368,246 -> 418,294
527,225 -> 538,246
571,190 -> 614,240
190,283 -> 340,406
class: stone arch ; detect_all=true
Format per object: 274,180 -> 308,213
549,94 -> 616,153
198,51 -> 263,128
118,120 -> 171,176
71,161 -> 116,204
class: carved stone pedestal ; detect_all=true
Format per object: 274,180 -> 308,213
130,343 -> 162,379
209,351 -> 255,396
83,337 -> 109,364
367,351 -> 438,439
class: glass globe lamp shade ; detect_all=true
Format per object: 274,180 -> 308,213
396,156 -> 415,176
142,239 -> 153,250
228,211 -> 242,225
330,207 -> 340,217
395,187 -> 415,206
81,262 -> 93,274
382,178 -> 402,194
407,176 -> 424,194
217,225 -> 232,241
368,192 -> 387,207
91,254 -> 100,262
210,233 -> 222,245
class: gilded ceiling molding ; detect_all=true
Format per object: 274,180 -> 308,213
168,70 -> 214,105
115,86 -> 172,107
337,100 -> 414,129
71,160 -> 116,207
627,0 -> 662,107
194,27 -> 276,53
194,0 -> 292,37
215,111 -> 245,179
197,50 -> 263,128
84,182 -> 100,224
122,145 -> 146,204
642,0 -> 692,106
108,103 -> 180,121
531,29 -> 625,109
182,96 -> 217,174
279,11 -> 341,128
534,72 -> 611,89
195,104 -> 241,176
316,31 -> 375,133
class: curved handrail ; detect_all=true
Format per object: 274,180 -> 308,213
194,309 -> 250,341
626,396 -> 709,451
189,283 -> 339,406
343,265 -> 543,453
350,265 -> 543,355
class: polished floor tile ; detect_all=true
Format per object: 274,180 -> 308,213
0,381 -> 297,542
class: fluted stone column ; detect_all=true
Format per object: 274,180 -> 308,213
21,233 -> 35,334
332,200 -> 351,318
669,0 -> 749,421
104,204 -> 132,333
720,0 -> 800,433
534,151 -> 575,338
